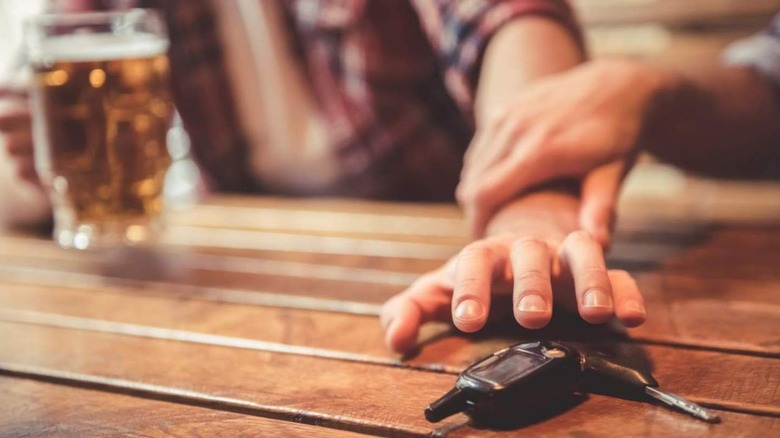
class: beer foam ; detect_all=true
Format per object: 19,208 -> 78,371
31,33 -> 168,64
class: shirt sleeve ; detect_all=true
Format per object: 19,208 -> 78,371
722,13 -> 780,178
409,0 -> 583,119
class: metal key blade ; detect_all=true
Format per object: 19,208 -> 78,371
645,386 -> 721,423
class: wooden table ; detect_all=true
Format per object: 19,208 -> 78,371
0,195 -> 778,437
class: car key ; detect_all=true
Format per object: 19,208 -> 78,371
425,341 -> 720,424
580,351 -> 720,423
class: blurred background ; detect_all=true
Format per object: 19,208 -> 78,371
2,0 -> 779,221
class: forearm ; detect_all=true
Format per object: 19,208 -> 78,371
645,65 -> 780,178
475,16 -> 584,126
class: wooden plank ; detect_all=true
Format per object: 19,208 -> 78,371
166,197 -> 710,243
0,321 -> 466,437
618,179 -> 780,225
0,285 -> 777,414
448,397 -> 778,438
0,234 -> 446,275
1,274 -> 778,356
0,250 -> 780,342
0,322 -> 776,437
0,238 -> 778,355
190,195 -> 464,218
5,226 -> 780,281
169,203 -> 469,242
3,376 -> 773,438
0,376 -> 368,437
626,273 -> 780,353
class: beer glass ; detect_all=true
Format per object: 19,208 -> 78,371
26,9 -> 173,249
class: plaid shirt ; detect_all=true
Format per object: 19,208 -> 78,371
146,0 -> 581,200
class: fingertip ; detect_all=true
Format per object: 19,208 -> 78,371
620,313 -> 646,328
514,291 -> 552,329
580,288 -> 614,324
616,300 -> 647,328
452,298 -> 487,333
608,270 -> 646,328
515,311 -> 551,330
579,308 -> 614,325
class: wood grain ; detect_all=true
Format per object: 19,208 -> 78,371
0,376 -> 368,437
2,195 -> 780,436
448,395 -> 778,438
0,322 -> 776,437
0,321 -> 465,437
0,286 -> 777,415
0,245 -> 778,355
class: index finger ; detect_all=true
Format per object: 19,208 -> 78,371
451,242 -> 498,333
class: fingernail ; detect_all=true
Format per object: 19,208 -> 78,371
517,294 -> 548,313
454,299 -> 484,321
624,300 -> 646,314
583,289 -> 612,308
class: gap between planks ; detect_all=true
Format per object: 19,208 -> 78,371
0,363 -> 423,438
0,265 -> 777,357
0,309 -> 777,419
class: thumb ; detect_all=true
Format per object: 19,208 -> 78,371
579,161 -> 626,250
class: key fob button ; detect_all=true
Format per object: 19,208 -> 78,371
543,348 -> 566,358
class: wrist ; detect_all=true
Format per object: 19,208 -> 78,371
593,58 -> 682,149
485,190 -> 579,242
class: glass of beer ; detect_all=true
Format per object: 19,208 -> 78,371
25,9 -> 173,249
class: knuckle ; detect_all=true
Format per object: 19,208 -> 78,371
455,277 -> 483,293
582,263 -> 608,277
511,237 -> 548,253
565,230 -> 595,246
459,242 -> 492,261
515,268 -> 548,284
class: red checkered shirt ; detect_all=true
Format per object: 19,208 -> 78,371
146,0 -> 582,200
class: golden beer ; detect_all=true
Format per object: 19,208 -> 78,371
28,11 -> 173,249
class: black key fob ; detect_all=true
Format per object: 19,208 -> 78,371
425,340 -> 720,425
425,341 -> 582,424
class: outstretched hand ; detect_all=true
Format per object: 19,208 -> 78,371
380,192 -> 646,353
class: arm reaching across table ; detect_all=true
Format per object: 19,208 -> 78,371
457,14 -> 780,242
